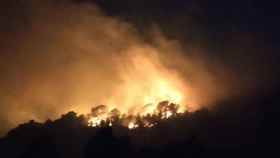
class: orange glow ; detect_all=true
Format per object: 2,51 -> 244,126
128,122 -> 139,129
86,50 -> 194,129
165,110 -> 173,119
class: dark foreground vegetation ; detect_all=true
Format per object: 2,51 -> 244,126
0,89 -> 279,158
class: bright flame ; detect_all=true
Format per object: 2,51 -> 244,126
88,117 -> 103,127
88,113 -> 109,127
106,49 -> 190,114
86,49 -> 194,129
128,122 -> 139,129
165,110 -> 173,118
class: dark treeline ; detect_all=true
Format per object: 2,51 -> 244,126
0,89 -> 279,158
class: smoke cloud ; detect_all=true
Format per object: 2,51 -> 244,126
0,0 -> 273,135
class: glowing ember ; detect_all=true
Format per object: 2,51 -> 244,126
165,110 -> 173,119
128,122 -> 139,129
88,117 -> 105,127
143,121 -> 156,128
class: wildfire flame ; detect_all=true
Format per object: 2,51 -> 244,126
86,49 -> 194,129
87,100 -> 184,129
87,78 -> 189,129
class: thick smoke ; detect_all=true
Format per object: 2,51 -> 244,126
0,0 -> 271,135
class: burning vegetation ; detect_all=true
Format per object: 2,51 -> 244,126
85,53 -> 193,130
87,101 -> 186,129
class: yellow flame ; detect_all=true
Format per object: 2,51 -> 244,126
86,50 -> 194,129
165,110 -> 173,119
88,114 -> 108,127
128,122 -> 139,129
